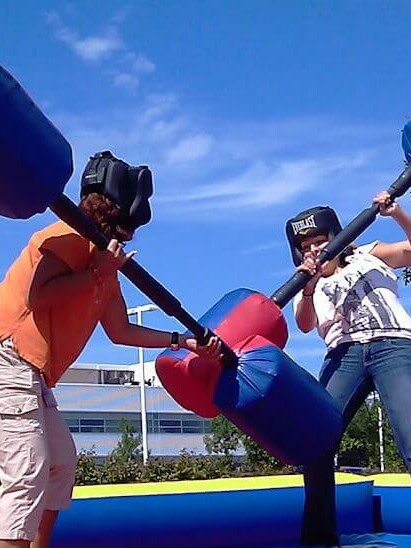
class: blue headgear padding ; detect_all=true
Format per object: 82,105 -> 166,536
402,121 -> 411,165
81,150 -> 153,230
0,64 -> 73,219
286,206 -> 342,266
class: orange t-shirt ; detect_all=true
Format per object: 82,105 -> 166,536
0,220 -> 120,387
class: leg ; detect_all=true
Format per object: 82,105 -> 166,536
301,342 -> 373,546
0,343 -> 49,544
30,511 -> 57,548
370,338 -> 411,473
34,404 -> 77,548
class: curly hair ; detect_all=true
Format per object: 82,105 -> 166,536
79,193 -> 132,241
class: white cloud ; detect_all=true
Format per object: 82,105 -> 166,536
148,118 -> 186,142
45,11 -> 155,90
125,52 -> 155,74
157,153 -> 369,213
72,34 -> 122,62
49,81 -> 394,224
113,72 -> 140,91
166,134 -> 214,164
45,12 -> 123,61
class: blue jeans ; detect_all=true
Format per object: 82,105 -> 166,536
301,337 -> 411,546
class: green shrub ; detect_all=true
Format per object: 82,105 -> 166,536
75,449 -> 101,486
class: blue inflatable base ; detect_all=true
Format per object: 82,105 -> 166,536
52,479 -> 373,547
281,533 -> 411,547
51,475 -> 411,547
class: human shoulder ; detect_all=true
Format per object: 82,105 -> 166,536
350,241 -> 379,258
355,241 -> 379,255
30,220 -> 83,242
31,221 -> 91,271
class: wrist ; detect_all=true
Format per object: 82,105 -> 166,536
392,207 -> 410,225
302,289 -> 314,297
170,331 -> 181,351
179,334 -> 188,349
390,206 -> 402,219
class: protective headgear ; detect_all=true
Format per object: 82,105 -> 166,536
80,150 -> 153,230
285,206 -> 342,266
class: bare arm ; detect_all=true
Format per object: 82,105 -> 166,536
371,192 -> 411,268
26,251 -> 96,310
100,291 -> 176,347
294,257 -> 322,333
371,240 -> 411,269
101,290 -> 223,360
295,293 -> 318,333
26,238 -> 136,311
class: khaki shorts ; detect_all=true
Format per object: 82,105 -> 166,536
0,339 -> 77,541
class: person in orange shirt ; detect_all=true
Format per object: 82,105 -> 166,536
0,151 -> 222,548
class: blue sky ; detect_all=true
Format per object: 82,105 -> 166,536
2,0 -> 411,377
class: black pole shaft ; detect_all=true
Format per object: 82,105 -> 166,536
50,194 -> 239,367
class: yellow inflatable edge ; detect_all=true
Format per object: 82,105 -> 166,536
73,472 -> 376,500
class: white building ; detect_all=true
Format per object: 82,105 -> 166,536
55,361 -> 213,458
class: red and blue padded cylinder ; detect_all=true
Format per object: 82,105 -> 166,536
215,335 -> 343,465
156,288 -> 288,418
0,65 -> 73,219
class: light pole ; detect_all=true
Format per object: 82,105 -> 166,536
373,391 -> 385,472
127,303 -> 158,465
378,403 -> 385,472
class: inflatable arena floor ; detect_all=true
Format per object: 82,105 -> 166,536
52,473 -> 411,547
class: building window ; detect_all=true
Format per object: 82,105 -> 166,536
102,370 -> 134,385
64,413 -> 212,435
66,418 -> 80,433
182,420 -> 207,434
105,419 -> 141,434
159,419 -> 182,433
80,418 -> 105,433
148,413 -> 160,433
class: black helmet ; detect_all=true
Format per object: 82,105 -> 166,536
81,150 -> 153,230
285,206 -> 342,266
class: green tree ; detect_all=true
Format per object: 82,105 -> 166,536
204,416 -> 287,476
338,396 -> 406,473
110,420 -> 143,461
75,449 -> 101,486
338,401 -> 380,469
240,434 -> 286,475
380,406 -> 406,472
101,420 -> 144,484
204,415 -> 241,457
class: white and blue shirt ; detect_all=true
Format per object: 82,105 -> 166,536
294,242 -> 411,349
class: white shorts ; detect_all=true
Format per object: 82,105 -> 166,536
0,338 -> 77,541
